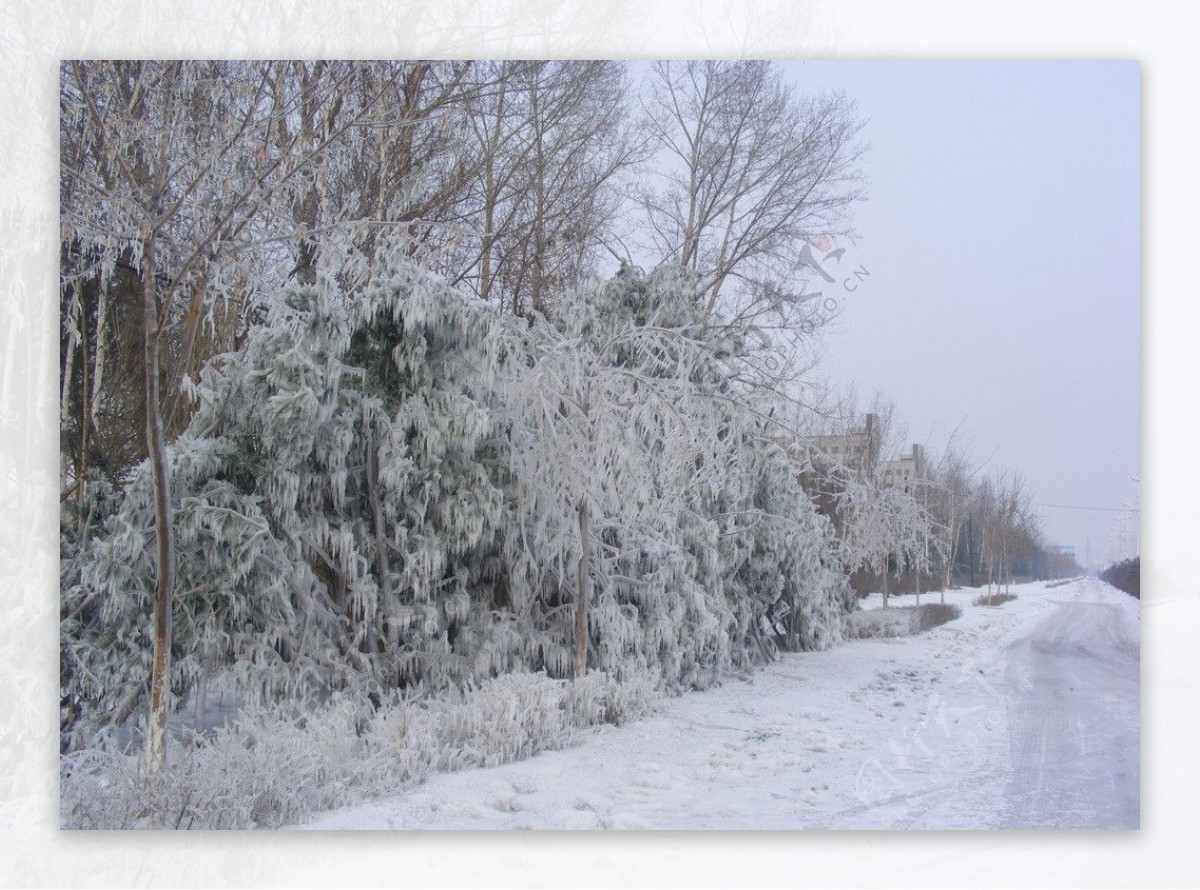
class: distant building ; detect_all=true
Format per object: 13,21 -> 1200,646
796,421 -> 932,597
794,415 -> 879,548
881,444 -> 927,493
807,413 -> 880,478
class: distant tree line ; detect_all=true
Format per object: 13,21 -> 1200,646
796,397 -> 1081,603
1100,557 -> 1140,598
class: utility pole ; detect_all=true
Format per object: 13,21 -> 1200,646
967,514 -> 975,587
1131,475 -> 1141,557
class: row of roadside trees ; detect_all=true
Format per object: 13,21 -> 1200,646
797,396 -> 1080,605
59,60 -> 863,495
58,60 -> 1074,786
59,60 -> 866,774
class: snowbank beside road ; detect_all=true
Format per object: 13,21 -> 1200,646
297,579 -> 1139,829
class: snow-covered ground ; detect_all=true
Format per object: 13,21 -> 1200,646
296,578 -> 1139,830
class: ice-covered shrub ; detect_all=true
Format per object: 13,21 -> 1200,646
844,603 -> 961,639
973,592 -> 1017,607
506,264 -> 852,686
61,669 -> 659,829
61,267 -> 517,742
844,608 -> 914,639
911,602 -> 961,631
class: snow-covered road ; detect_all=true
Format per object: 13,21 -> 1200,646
1002,594 -> 1140,828
296,578 -> 1139,830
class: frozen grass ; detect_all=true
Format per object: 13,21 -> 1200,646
843,602 -> 962,639
973,592 -> 1018,607
60,670 -> 659,830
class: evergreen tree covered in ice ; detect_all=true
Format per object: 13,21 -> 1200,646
61,264 -> 514,742
61,260 -> 854,746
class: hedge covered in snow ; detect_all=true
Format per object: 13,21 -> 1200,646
61,263 -> 853,770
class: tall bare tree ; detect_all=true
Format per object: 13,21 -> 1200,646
638,61 -> 865,320
928,438 -> 980,599
450,61 -> 640,317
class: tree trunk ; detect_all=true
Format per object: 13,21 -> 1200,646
479,184 -> 495,302
193,646 -> 211,732
942,514 -> 957,600
574,498 -> 590,679
143,232 -> 175,775
78,295 -> 90,505
366,419 -> 392,653
967,515 -> 976,587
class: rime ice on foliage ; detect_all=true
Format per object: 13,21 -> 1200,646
62,265 -> 513,741
502,264 -> 851,689
834,472 -> 940,589
61,261 -> 853,747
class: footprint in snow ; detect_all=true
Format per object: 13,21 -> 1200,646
490,796 -> 526,813
800,729 -> 841,752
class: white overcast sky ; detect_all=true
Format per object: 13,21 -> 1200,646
782,60 -> 1140,565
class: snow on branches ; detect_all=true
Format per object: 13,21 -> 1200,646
61,260 -> 852,750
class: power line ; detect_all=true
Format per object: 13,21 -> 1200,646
1033,502 -> 1139,513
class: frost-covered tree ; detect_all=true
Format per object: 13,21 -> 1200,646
638,61 -> 865,318
502,264 -> 727,678
61,262 -> 514,748
926,442 -> 978,599
975,470 -> 1033,595
711,432 -> 854,656
60,60 -> 416,770
501,264 -> 850,685
836,474 -> 937,607
797,394 -> 939,606
62,255 -> 858,763
449,61 -> 640,317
